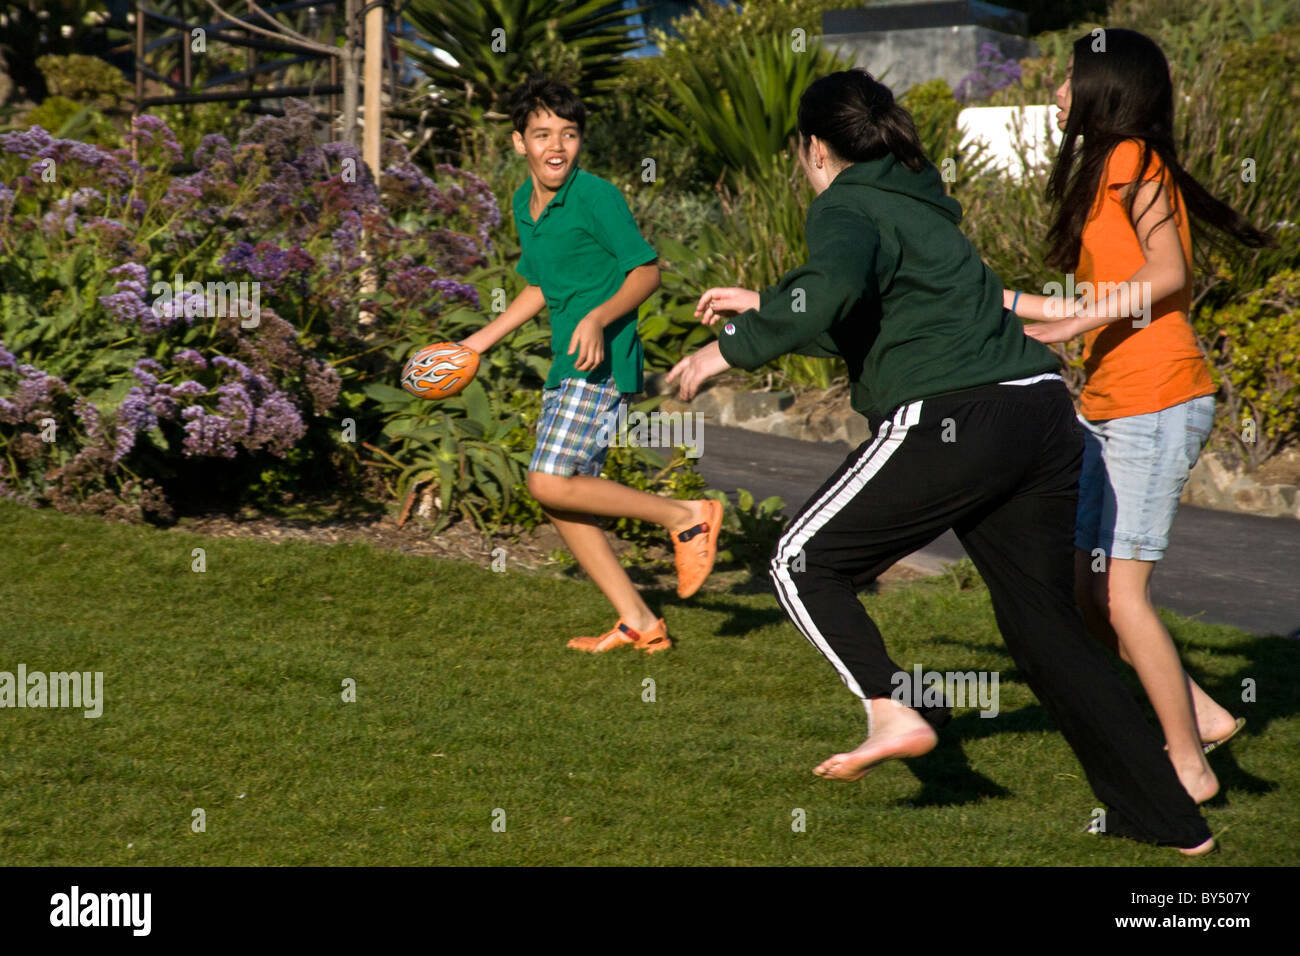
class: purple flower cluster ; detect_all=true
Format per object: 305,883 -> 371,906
158,178 -> 204,212
330,209 -> 363,256
319,140 -> 381,209
124,114 -> 183,165
81,216 -> 137,258
433,163 -> 502,251
382,160 -> 443,216
193,133 -> 234,172
174,349 -> 208,370
0,356 -> 68,426
431,278 -> 480,309
954,43 -> 1024,104
98,262 -> 193,333
73,396 -> 135,462
201,355 -> 305,457
0,125 -> 140,190
385,265 -> 439,302
220,241 -> 315,295
303,359 -> 341,416
39,186 -> 104,238
116,353 -> 306,459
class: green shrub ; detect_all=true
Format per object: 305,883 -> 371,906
644,33 -> 847,189
900,79 -> 963,167
22,96 -> 120,147
706,487 -> 788,569
36,53 -> 131,111
399,0 -> 640,152
1195,270 -> 1300,469
621,0 -> 855,106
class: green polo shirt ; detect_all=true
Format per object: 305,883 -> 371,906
513,161 -> 657,392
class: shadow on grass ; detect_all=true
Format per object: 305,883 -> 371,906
899,730 -> 1014,808
908,629 -> 1299,806
899,704 -> 1070,807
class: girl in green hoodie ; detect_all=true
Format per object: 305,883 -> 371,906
667,68 -> 1213,854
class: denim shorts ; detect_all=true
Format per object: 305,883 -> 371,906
1075,394 -> 1215,561
529,377 -> 629,477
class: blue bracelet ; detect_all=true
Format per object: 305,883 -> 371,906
1011,290 -> 1021,314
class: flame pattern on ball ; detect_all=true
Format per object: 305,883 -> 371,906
401,342 -> 479,399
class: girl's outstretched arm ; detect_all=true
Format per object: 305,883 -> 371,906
713,204 -> 880,369
1016,179 -> 1188,344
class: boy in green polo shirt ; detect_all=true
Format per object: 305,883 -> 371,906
459,75 -> 724,654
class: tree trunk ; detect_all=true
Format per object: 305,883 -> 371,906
340,0 -> 360,147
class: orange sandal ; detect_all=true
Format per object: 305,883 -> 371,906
567,618 -> 672,654
672,499 -> 723,598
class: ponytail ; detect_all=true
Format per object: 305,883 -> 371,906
797,69 -> 928,172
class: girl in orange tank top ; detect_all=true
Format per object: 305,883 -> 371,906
1005,29 -> 1272,812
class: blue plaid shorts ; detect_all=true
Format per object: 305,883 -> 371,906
529,378 -> 631,477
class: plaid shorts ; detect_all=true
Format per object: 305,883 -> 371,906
529,378 -> 630,477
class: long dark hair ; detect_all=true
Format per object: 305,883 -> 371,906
797,69 -> 928,172
1046,28 -> 1272,270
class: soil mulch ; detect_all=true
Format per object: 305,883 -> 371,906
164,504 -> 927,594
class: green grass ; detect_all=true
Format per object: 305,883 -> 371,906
1,499 -> 1297,866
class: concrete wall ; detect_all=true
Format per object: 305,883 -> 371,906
822,25 -> 1037,95
957,104 -> 1061,180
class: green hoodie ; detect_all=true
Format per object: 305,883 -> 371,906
715,154 -> 1060,430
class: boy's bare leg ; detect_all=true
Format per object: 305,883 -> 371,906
541,503 -> 660,631
813,698 -> 938,782
530,472 -> 709,531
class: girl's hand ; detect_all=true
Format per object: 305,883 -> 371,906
568,315 -> 605,371
666,340 -> 732,402
1024,316 -> 1083,344
695,287 -> 759,326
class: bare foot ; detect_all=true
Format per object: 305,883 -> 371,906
1196,711 -> 1240,747
814,699 -> 938,782
1179,836 -> 1216,857
1173,759 -> 1219,805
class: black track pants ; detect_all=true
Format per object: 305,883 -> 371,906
768,377 -> 1211,848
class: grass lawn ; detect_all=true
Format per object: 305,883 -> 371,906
1,499 -> 1296,866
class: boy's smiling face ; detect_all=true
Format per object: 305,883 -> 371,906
512,107 -> 581,191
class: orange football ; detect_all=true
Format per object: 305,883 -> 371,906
401,342 -> 480,399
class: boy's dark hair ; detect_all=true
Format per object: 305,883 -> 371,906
509,74 -> 586,136
1046,28 -> 1273,270
796,69 -> 928,173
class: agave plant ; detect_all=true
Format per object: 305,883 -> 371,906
365,375 -> 532,533
400,0 -> 647,133
644,33 -> 848,188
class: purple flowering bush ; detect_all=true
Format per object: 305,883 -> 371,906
0,344 -> 170,519
954,43 -> 1024,104
0,101 -> 500,521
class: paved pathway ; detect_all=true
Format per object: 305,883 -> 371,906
695,424 -> 1300,637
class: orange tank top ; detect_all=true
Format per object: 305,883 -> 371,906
1075,139 -> 1216,421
